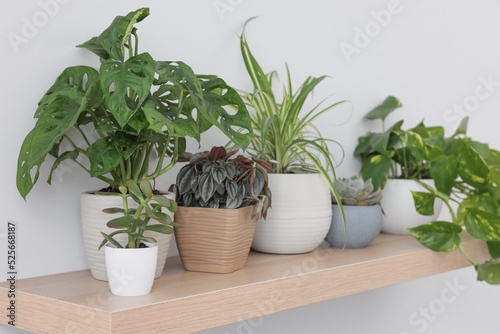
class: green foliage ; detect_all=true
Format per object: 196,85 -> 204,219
173,146 -> 272,219
402,116 -> 500,284
332,176 -> 382,206
99,179 -> 177,249
355,96 -> 447,190
17,8 -> 252,199
236,18 -> 348,224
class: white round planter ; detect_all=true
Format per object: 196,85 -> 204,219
81,192 -> 173,281
105,242 -> 158,296
381,179 -> 443,235
252,173 -> 332,254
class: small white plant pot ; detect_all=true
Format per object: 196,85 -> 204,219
381,179 -> 443,235
105,242 -> 158,296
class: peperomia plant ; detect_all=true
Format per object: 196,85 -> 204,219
98,179 -> 178,249
355,96 -> 446,190
173,146 -> 272,219
16,7 -> 252,199
407,117 -> 500,284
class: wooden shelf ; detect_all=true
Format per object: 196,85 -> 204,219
0,233 -> 489,334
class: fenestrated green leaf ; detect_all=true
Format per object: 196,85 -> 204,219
86,137 -> 121,177
143,100 -> 198,137
411,191 -> 436,216
364,96 -> 402,121
100,52 -> 155,128
77,8 -> 150,61
464,209 -> 500,241
197,77 -> 253,150
361,154 -> 392,190
17,96 -> 88,199
144,224 -> 174,234
35,66 -> 101,118
430,155 -> 458,196
199,173 -> 217,203
47,150 -> 79,184
408,221 -> 462,252
487,241 -> 500,259
113,132 -> 140,159
476,259 -> 500,284
106,215 -> 135,228
458,139 -> 490,187
139,179 -> 153,199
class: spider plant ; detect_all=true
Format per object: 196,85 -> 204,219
238,18 -> 350,221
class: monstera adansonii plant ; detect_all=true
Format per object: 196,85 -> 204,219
16,7 -> 253,199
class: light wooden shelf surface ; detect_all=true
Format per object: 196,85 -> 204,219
0,233 -> 489,334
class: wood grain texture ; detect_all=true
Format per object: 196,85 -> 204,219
0,233 -> 489,334
174,205 -> 257,273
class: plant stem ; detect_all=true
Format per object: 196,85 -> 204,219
75,126 -> 91,147
147,137 -> 178,179
459,245 -> 478,266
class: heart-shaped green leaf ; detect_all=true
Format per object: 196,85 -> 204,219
430,155 -> 458,196
408,221 -> 462,252
476,259 -> 500,284
464,209 -> 500,241
364,96 -> 402,121
411,191 -> 436,216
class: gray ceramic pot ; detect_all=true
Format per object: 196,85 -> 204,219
326,204 -> 382,248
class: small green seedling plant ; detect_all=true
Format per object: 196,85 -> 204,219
98,179 -> 178,249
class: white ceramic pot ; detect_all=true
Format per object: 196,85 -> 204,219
105,242 -> 158,296
81,192 -> 173,281
252,173 -> 332,254
381,179 -> 443,235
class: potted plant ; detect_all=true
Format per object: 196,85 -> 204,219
16,8 -> 253,280
172,146 -> 272,273
98,179 -> 177,296
326,176 -> 383,248
407,117 -> 500,284
235,19 -> 348,254
354,96 -> 444,234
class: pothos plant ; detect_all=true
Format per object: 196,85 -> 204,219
173,146 -> 272,219
236,18 -> 348,221
16,7 -> 252,199
407,117 -> 500,284
354,96 -> 446,190
98,179 -> 178,249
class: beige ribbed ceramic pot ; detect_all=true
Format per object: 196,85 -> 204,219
80,192 -> 174,281
174,205 -> 256,274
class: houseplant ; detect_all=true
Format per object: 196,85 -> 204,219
99,178 -> 177,296
236,18 -> 348,254
326,176 -> 383,248
172,146 -> 272,273
408,117 -> 500,285
354,96 -> 443,234
16,7 -> 253,280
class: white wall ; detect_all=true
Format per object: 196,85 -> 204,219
1,0 -> 500,333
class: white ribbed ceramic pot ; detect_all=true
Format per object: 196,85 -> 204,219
81,192 -> 173,281
105,242 -> 158,296
381,179 -> 443,235
252,173 -> 332,254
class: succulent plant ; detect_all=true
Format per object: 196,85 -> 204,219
173,146 -> 273,218
332,176 -> 382,206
